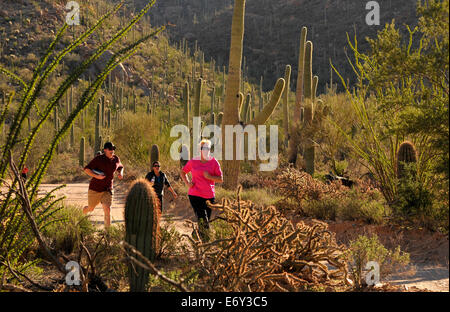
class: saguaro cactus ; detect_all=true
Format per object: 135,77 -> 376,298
222,0 -> 285,189
180,144 -> 190,168
222,0 -> 246,190
396,141 -> 417,179
283,65 -> 291,148
303,41 -> 316,176
94,103 -> 101,155
194,78 -> 203,117
184,81 -> 190,128
79,137 -> 85,166
150,144 -> 159,166
124,179 -> 160,292
288,26 -> 307,165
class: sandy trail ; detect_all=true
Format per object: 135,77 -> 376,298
38,183 -> 195,238
38,183 -> 449,292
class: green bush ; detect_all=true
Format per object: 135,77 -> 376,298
301,190 -> 386,224
43,204 -> 95,255
157,217 -> 183,259
345,235 -> 410,289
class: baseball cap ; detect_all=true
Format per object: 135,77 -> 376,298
103,142 -> 116,150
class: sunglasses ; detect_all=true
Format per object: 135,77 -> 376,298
153,165 -> 160,168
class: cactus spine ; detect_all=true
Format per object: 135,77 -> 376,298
124,179 -> 160,292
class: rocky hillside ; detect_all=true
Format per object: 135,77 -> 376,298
144,0 -> 419,92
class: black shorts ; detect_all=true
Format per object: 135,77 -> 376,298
188,195 -> 215,227
157,194 -> 163,212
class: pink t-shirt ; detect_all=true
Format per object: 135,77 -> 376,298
182,157 -> 222,199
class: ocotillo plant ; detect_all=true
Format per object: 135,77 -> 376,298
396,141 -> 417,179
0,0 -> 164,278
79,137 -> 85,166
150,144 -> 159,166
124,179 -> 160,292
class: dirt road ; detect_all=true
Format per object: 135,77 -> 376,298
38,183 -> 449,292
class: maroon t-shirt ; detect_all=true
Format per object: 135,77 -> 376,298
84,154 -> 123,192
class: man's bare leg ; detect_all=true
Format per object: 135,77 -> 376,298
83,205 -> 95,214
102,203 -> 111,228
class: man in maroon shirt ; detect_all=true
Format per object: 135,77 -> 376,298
82,142 -> 124,227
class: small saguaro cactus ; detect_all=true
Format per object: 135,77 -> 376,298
79,137 -> 85,166
150,144 -> 159,166
184,81 -> 190,128
124,179 -> 160,292
180,144 -> 190,168
194,78 -> 203,117
217,112 -> 223,126
396,141 -> 417,179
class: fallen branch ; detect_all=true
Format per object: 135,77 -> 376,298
120,241 -> 189,292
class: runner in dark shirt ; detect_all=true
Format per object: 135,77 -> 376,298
145,161 -> 177,212
83,142 -> 124,227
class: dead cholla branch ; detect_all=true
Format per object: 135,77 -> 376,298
186,186 -> 349,291
277,167 -> 345,202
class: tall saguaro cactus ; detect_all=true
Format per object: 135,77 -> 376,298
194,78 -> 203,117
222,0 -> 285,189
222,0 -> 246,190
283,65 -> 291,149
288,26 -> 307,165
124,179 -> 160,292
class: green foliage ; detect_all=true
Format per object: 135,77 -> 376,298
345,235 -> 410,289
0,0 -> 163,282
42,204 -> 95,255
331,1 -> 448,212
157,217 -> 182,259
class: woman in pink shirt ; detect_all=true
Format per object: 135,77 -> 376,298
180,139 -> 223,241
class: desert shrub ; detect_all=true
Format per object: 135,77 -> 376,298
345,235 -> 410,289
43,204 -> 95,255
157,217 -> 183,259
147,268 -> 199,292
89,225 -> 128,290
277,168 -> 387,224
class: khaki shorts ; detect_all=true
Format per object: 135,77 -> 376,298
88,189 -> 112,208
